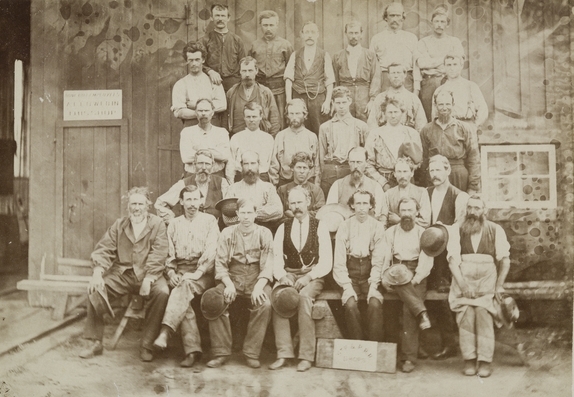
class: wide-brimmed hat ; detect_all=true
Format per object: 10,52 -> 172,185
495,293 -> 520,328
200,287 -> 229,321
420,224 -> 449,257
88,288 -> 115,318
315,203 -> 353,233
215,197 -> 239,217
398,141 -> 423,165
382,264 -> 414,286
271,285 -> 300,318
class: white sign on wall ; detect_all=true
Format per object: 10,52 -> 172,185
332,339 -> 378,372
63,90 -> 122,121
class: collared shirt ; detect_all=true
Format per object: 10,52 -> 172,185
416,34 -> 464,77
250,37 -> 294,92
382,224 -> 433,284
225,179 -> 283,222
431,77 -> 489,126
132,218 -> 147,240
430,186 -> 469,224
420,118 -> 480,192
333,216 -> 386,287
228,128 -> 275,174
318,113 -> 369,166
179,124 -> 230,174
384,184 -> 431,228
166,212 -> 220,275
283,49 -> 336,87
273,215 -> 333,281
369,29 -> 418,71
367,87 -> 427,131
200,30 -> 246,78
269,127 -> 319,185
171,73 -> 226,120
214,224 -> 274,282
277,181 -> 325,218
346,44 -> 362,78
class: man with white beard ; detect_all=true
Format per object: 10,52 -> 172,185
79,187 -> 169,362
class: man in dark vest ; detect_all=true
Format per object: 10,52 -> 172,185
284,21 -> 335,134
269,187 -> 332,372
155,150 -> 228,223
449,195 -> 511,378
426,154 -> 469,359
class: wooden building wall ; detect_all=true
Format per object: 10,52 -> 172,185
29,0 -> 573,284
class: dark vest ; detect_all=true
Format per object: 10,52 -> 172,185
293,47 -> 327,96
460,220 -> 497,258
182,174 -> 223,218
428,184 -> 462,226
283,216 -> 320,269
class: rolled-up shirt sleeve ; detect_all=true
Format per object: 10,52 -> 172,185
368,222 -> 386,286
197,217 -> 221,275
273,224 -> 287,281
494,224 -> 511,262
324,52 -> 335,88
333,222 -> 352,288
257,228 -> 275,282
283,53 -> 296,82
308,221 -> 333,280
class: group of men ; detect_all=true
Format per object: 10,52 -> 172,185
79,2 -> 510,379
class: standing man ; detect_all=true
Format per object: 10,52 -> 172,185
317,86 -> 370,196
420,91 -> 480,193
449,195 -> 511,377
431,53 -> 488,130
152,186 -> 219,368
269,99 -> 319,187
366,63 -> 427,131
370,2 -> 418,93
333,190 -> 385,342
171,41 -> 227,127
416,5 -> 464,121
425,154 -> 469,360
269,187 -> 332,371
200,4 -> 246,92
179,98 -> 232,182
332,21 -> 381,122
228,103 -> 275,183
79,187 -> 169,362
155,150 -> 228,222
202,198 -> 274,369
249,10 -> 294,130
284,21 -> 335,134
277,152 -> 325,220
381,197 -> 432,373
226,57 -> 280,135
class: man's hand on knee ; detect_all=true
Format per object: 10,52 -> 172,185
88,267 -> 105,294
139,277 -> 154,297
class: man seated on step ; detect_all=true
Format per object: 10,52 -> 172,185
79,187 -> 169,362
152,186 -> 220,368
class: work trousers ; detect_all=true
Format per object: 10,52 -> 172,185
273,273 -> 324,361
293,91 -> 329,135
83,268 -> 169,351
458,306 -> 494,362
344,281 -> 384,342
320,163 -> 350,197
419,75 -> 443,122
208,283 -> 272,359
274,92 -> 287,131
161,271 -> 213,355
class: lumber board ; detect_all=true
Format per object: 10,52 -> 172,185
316,338 -> 397,374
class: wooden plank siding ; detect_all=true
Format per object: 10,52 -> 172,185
28,0 -> 573,285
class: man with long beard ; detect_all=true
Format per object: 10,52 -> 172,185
270,99 -> 319,187
381,197 -> 432,373
155,150 -> 229,222
449,195 -> 510,378
152,186 -> 219,368
79,187 -> 169,362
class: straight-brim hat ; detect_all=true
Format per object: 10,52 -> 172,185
495,294 -> 520,328
420,224 -> 449,257
215,197 -> 239,217
271,285 -> 300,318
88,288 -> 115,318
315,203 -> 353,233
200,287 -> 229,321
382,264 -> 414,286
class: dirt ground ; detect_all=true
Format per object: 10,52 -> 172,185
0,316 -> 571,397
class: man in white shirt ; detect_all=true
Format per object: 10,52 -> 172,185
179,98 -> 232,182
269,187 -> 332,372
228,102 -> 275,183
171,41 -> 226,128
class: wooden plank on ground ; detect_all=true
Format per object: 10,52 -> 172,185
315,338 -> 396,374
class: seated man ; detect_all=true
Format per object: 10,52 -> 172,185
155,150 -> 229,222
449,195 -> 510,378
269,187 -> 332,372
326,146 -> 387,224
152,186 -> 220,367
225,151 -> 283,230
333,190 -> 385,342
277,151 -> 325,220
381,197 -> 432,373
201,198 -> 274,369
79,187 -> 169,362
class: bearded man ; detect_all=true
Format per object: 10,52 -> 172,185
79,187 -> 169,362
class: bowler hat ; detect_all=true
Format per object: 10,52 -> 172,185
200,287 -> 229,321
315,203 -> 353,233
420,224 -> 449,257
271,285 -> 300,318
88,288 -> 115,318
495,293 -> 520,328
382,264 -> 414,286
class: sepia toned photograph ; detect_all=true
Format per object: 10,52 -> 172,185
0,0 -> 572,396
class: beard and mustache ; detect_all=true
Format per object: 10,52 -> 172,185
351,169 -> 363,182
243,170 -> 259,185
196,171 -> 209,183
400,215 -> 415,231
129,209 -> 147,225
461,213 -> 485,235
